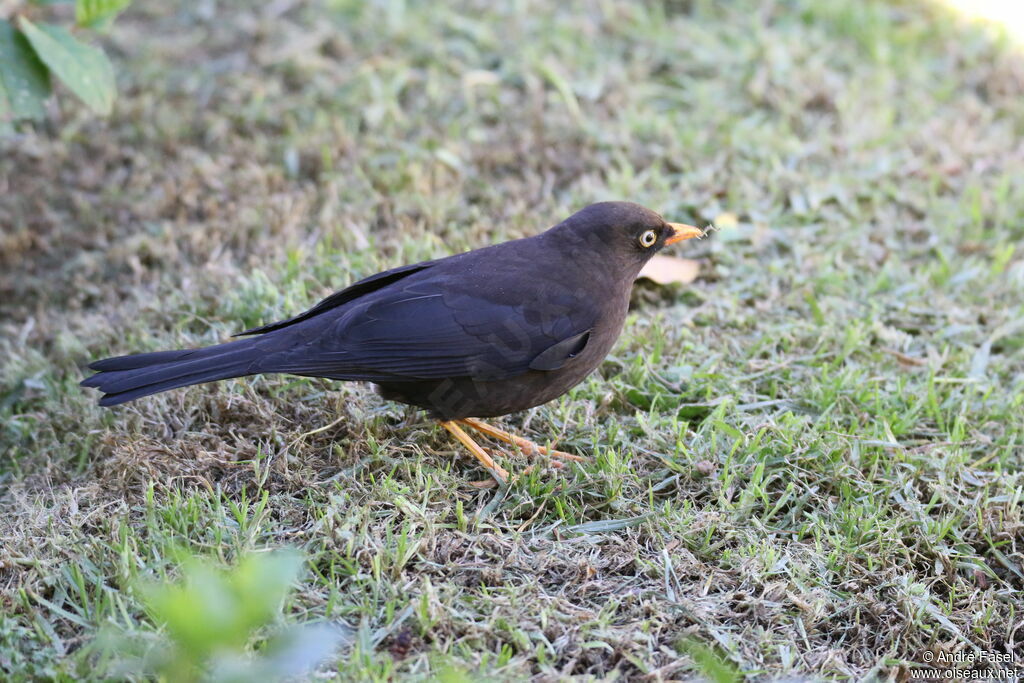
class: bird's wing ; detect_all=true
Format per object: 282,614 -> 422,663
266,279 -> 595,382
233,260 -> 438,336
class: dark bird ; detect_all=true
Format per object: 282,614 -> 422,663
81,202 -> 702,483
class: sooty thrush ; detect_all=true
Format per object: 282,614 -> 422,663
81,202 -> 703,483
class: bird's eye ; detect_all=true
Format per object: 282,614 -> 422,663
639,230 -> 658,248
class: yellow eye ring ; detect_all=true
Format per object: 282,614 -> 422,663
639,230 -> 657,248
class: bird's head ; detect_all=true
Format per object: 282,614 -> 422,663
545,201 -> 703,275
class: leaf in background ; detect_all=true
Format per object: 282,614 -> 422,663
638,254 -> 701,285
76,0 -> 133,30
0,19 -> 51,122
18,17 -> 114,115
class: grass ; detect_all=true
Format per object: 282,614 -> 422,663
2,0 -> 1023,679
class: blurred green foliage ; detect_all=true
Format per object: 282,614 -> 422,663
0,0 -> 129,130
102,550 -> 344,682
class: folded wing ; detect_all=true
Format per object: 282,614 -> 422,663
265,278 -> 594,382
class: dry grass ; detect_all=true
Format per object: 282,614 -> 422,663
2,0 -> 1023,679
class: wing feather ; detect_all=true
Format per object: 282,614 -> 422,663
267,279 -> 594,381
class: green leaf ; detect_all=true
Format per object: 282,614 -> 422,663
18,17 -> 114,115
0,19 -> 51,121
677,639 -> 741,683
138,550 -> 305,662
76,0 -> 133,29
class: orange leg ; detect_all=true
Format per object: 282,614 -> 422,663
439,420 -> 509,484
458,418 -> 587,462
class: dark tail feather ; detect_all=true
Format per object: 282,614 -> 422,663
81,339 -> 264,406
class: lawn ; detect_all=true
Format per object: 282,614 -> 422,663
2,0 -> 1023,679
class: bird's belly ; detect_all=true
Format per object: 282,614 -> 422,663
376,366 -> 593,420
375,298 -> 628,420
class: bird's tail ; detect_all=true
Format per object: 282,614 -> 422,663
80,338 -> 264,406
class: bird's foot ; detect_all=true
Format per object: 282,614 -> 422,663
457,417 -> 586,462
440,418 -> 585,486
439,420 -> 509,485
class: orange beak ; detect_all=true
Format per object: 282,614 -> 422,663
664,222 -> 704,245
